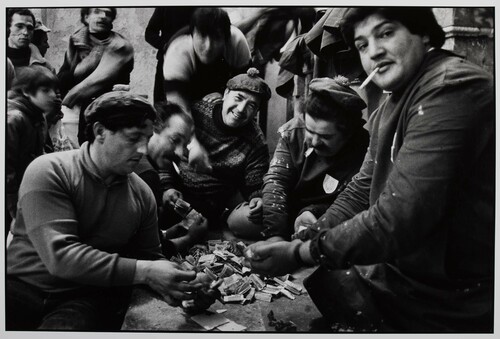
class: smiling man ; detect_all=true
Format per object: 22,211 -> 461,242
57,7 -> 134,145
6,91 -> 210,330
244,8 -> 494,332
260,76 -> 369,242
162,68 -> 271,235
163,7 -> 251,173
133,101 -> 208,256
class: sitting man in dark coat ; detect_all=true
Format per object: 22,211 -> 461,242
259,76 -> 369,241
244,7 -> 494,332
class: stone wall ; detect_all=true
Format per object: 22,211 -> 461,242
26,7 -> 494,154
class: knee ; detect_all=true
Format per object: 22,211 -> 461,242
226,202 -> 263,240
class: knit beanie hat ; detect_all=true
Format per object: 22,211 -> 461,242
226,67 -> 272,101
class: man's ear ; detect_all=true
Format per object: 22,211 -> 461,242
422,35 -> 430,47
93,122 -> 106,143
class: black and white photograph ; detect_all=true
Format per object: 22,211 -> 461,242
1,2 -> 496,337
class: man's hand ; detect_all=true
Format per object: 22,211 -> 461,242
247,197 -> 263,224
182,273 -> 221,314
163,189 -> 183,207
188,138 -> 212,174
293,211 -> 318,233
242,240 -> 300,276
186,211 -> 208,244
292,212 -> 321,241
135,260 -> 198,306
202,92 -> 223,104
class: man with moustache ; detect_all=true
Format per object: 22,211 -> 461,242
162,68 -> 270,235
259,76 -> 369,241
244,8 -> 494,332
58,7 -> 134,144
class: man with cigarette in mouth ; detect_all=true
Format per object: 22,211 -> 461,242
162,68 -> 271,236
259,76 -> 369,242
244,7 -> 494,332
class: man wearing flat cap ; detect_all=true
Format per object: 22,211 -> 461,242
6,91 -> 215,330
162,68 -> 270,237
260,76 -> 369,241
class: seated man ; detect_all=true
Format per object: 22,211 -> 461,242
134,101 -> 208,256
6,65 -> 61,238
163,7 -> 251,172
260,76 -> 369,241
58,7 -> 134,145
244,7 -> 494,332
6,91 -> 215,330
7,8 -> 54,72
162,68 -> 271,235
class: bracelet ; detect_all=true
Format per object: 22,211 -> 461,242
293,242 -> 313,267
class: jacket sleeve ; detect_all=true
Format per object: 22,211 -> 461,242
309,77 -> 494,269
261,137 -> 298,239
6,112 -> 23,219
145,8 -> 164,50
62,39 -> 134,107
19,157 -> 162,287
241,138 -> 269,201
57,40 -> 76,98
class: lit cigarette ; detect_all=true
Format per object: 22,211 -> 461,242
359,67 -> 380,90
305,147 -> 314,157
172,161 -> 180,174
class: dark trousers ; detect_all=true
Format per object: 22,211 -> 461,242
6,276 -> 131,331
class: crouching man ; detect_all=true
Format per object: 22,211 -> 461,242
6,91 -> 215,331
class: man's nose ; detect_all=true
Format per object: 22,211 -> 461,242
175,144 -> 185,159
368,40 -> 384,59
137,141 -> 148,155
310,134 -> 321,147
237,101 -> 247,113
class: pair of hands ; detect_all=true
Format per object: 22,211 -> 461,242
242,239 -> 302,277
141,260 -> 218,308
163,189 -> 208,243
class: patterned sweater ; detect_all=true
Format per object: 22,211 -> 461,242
163,100 -> 269,206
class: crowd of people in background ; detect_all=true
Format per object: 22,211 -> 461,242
5,6 -> 494,333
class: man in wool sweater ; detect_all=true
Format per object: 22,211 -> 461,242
162,68 -> 271,236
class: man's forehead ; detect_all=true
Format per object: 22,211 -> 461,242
11,14 -> 34,25
354,15 -> 392,39
230,90 -> 260,103
92,8 -> 113,13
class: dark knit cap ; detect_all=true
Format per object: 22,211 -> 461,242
308,76 -> 366,113
84,91 -> 156,125
226,67 -> 272,101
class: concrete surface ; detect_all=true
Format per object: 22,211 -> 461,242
121,266 -> 325,332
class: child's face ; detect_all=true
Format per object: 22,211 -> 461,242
27,86 -> 59,112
